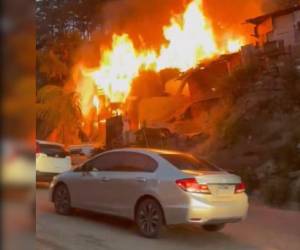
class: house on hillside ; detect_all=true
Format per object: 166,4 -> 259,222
245,5 -> 300,58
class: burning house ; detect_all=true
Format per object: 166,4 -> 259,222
137,51 -> 241,137
244,5 -> 300,62
72,0 -> 247,146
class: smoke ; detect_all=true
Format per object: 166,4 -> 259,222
86,0 -> 300,62
99,0 -> 186,49
261,0 -> 300,12
202,0 -> 262,45
97,0 -> 268,49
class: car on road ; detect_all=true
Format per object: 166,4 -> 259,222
68,144 -> 104,165
49,148 -> 248,238
36,140 -> 71,182
68,144 -> 97,158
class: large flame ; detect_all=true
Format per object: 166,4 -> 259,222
156,0 -> 217,71
77,0 -> 244,116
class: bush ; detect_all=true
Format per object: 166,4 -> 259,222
222,118 -> 252,145
261,176 -> 289,206
281,65 -> 300,104
272,143 -> 300,173
220,63 -> 259,102
237,166 -> 259,195
297,186 -> 300,203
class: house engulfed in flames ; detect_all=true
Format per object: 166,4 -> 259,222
74,0 -> 246,143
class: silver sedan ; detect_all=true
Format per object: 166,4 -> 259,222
49,148 -> 248,238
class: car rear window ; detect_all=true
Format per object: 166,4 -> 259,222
160,153 -> 219,172
39,144 -> 69,158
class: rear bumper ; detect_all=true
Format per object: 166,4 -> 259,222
164,193 -> 248,225
36,171 -> 58,182
187,198 -> 248,225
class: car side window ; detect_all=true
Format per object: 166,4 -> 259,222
89,153 -> 118,171
76,152 -> 158,172
102,152 -> 157,172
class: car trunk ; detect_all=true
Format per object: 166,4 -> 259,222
182,170 -> 241,197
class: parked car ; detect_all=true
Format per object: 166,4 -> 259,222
36,140 -> 71,182
49,148 -> 248,238
68,144 -> 97,158
68,144 -> 103,166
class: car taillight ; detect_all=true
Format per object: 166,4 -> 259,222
176,178 -> 211,194
235,182 -> 246,193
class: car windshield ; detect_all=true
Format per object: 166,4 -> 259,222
160,153 -> 219,172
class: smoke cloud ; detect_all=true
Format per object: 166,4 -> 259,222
88,0 -> 300,58
99,0 -> 186,49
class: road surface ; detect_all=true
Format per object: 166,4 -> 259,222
36,186 -> 300,250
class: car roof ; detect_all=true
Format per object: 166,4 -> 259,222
68,144 -> 96,149
36,140 -> 64,147
106,147 -> 189,155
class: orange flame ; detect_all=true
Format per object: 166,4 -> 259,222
226,39 -> 244,53
92,95 -> 100,115
77,0 -> 245,115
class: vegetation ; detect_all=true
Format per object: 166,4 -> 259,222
236,166 -> 259,195
222,117 -> 253,145
37,85 -> 83,144
261,176 -> 289,206
281,65 -> 300,105
219,63 -> 259,103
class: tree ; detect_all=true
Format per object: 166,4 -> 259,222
37,85 -> 83,144
37,31 -> 83,88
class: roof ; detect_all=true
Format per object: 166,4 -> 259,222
109,147 -> 186,155
246,5 -> 300,25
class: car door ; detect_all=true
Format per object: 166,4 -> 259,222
100,152 -> 158,218
68,154 -> 115,212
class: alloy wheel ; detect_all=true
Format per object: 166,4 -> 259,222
136,199 -> 163,238
54,184 -> 71,215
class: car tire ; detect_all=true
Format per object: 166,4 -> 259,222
202,223 -> 225,232
135,198 -> 164,238
53,184 -> 72,215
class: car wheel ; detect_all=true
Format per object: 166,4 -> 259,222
202,223 -> 225,232
53,184 -> 72,215
136,198 -> 164,238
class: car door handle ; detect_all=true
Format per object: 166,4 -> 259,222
136,177 -> 147,182
101,177 -> 110,182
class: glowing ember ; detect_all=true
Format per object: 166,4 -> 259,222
77,0 -> 245,115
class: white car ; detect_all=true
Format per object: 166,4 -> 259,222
68,144 -> 100,166
68,144 -> 97,158
36,140 -> 71,182
50,148 -> 248,238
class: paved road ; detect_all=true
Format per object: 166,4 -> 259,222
36,186 -> 300,250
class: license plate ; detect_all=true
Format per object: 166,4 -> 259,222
216,185 -> 234,196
